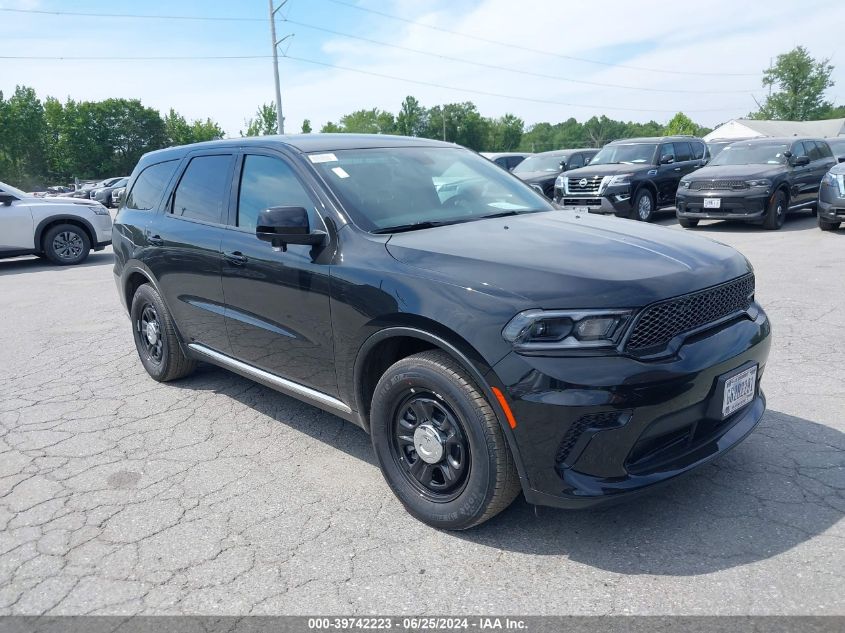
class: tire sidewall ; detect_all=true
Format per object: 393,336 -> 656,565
766,191 -> 786,229
44,224 -> 90,265
130,285 -> 172,380
634,189 -> 655,222
370,363 -> 498,529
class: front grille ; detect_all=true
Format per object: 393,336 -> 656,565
555,411 -> 627,467
625,274 -> 755,355
565,176 -> 602,195
689,180 -> 748,191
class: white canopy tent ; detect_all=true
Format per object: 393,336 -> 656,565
704,118 -> 845,141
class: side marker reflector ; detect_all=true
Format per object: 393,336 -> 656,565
491,387 -> 517,429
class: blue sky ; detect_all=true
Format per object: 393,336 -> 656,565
2,0 -> 844,136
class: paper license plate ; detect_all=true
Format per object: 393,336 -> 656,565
703,198 -> 721,209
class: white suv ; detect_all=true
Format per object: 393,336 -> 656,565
0,180 -> 113,265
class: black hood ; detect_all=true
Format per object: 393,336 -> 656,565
385,211 -> 750,310
687,164 -> 786,180
563,163 -> 654,179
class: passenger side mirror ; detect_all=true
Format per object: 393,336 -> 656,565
256,206 -> 326,251
559,160 -> 567,171
791,155 -> 810,167
584,157 -> 592,165
0,193 -> 15,206
659,155 -> 675,165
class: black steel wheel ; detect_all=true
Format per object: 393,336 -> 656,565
370,350 -> 521,530
763,190 -> 787,230
130,284 -> 196,382
43,223 -> 90,265
391,392 -> 470,502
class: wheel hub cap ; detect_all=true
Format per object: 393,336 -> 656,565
145,321 -> 159,345
413,424 -> 445,464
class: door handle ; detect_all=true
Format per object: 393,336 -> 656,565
224,251 -> 248,265
673,167 -> 681,171
147,234 -> 164,246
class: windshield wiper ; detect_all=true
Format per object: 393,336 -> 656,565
372,220 -> 456,234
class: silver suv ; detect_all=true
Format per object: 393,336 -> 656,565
0,180 -> 113,265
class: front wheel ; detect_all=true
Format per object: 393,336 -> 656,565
42,223 -> 90,265
370,350 -> 521,530
678,217 -> 699,228
633,189 -> 655,222
763,190 -> 787,230
819,217 -> 841,232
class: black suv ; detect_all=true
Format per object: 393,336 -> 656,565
555,136 -> 709,222
512,149 -> 598,199
114,135 -> 770,529
676,138 -> 836,230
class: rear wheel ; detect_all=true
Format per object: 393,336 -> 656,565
678,217 -> 699,228
370,350 -> 520,530
42,223 -> 90,265
819,217 -> 840,232
634,189 -> 655,222
763,190 -> 787,230
130,284 -> 196,382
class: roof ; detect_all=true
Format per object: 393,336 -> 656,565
607,136 -> 703,144
531,148 -> 598,157
727,137 -> 825,145
704,118 -> 845,142
141,133 -> 455,163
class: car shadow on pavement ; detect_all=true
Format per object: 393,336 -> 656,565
459,409 -> 845,576
0,251 -> 114,277
655,212 -> 819,233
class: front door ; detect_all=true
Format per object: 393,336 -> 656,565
655,143 -> 682,206
0,196 -> 34,254
221,151 -> 337,397
789,141 -> 816,206
144,152 -> 234,354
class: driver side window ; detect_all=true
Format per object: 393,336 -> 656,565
237,155 -> 315,233
659,143 -> 676,164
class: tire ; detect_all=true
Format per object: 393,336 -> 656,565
819,217 -> 840,232
633,189 -> 655,222
678,217 -> 699,228
130,284 -> 197,382
763,190 -> 787,230
370,350 -> 521,530
42,223 -> 90,265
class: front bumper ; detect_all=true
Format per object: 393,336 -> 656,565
488,307 -> 771,508
818,182 -> 845,221
676,190 -> 768,221
554,186 -> 633,215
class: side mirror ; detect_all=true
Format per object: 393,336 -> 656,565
0,193 -> 15,206
584,157 -> 592,165
792,155 -> 810,167
659,155 -> 675,165
559,160 -> 567,171
256,206 -> 326,251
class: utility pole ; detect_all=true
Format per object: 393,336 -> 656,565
268,0 -> 286,134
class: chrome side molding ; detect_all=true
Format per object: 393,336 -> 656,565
188,343 -> 352,415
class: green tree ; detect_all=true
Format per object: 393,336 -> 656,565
665,112 -> 698,136
321,121 -> 342,133
396,96 -> 427,137
241,103 -> 278,136
486,114 -> 524,151
301,119 -> 312,133
0,86 -> 48,189
752,46 -> 834,120
339,108 -> 396,134
164,108 -> 192,146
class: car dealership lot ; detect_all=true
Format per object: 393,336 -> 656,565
0,213 -> 843,615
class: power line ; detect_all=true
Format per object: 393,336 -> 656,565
0,54 -> 272,60
281,54 -> 748,114
322,0 -> 761,78
284,17 -> 757,95
0,6 -> 265,21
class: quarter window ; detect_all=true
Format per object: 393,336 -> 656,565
237,155 -> 314,232
125,160 -> 179,211
816,141 -> 834,158
172,155 -> 234,223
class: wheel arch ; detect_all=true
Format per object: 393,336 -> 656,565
34,215 -> 96,253
352,323 -> 529,486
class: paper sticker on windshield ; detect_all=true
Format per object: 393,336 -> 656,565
309,153 -> 338,164
331,167 -> 350,179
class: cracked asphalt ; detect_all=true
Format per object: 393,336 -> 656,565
0,212 -> 843,616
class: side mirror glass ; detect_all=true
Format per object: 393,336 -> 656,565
559,161 -> 567,171
256,206 -> 326,251
660,155 -> 675,165
792,155 -> 810,167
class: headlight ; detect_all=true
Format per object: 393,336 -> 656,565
679,180 -> 691,189
91,204 -> 110,215
823,172 -> 845,196
608,174 -> 633,187
555,175 -> 565,189
745,179 -> 771,188
502,309 -> 632,351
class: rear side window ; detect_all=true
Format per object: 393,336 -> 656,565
237,155 -> 314,232
125,160 -> 178,211
814,141 -> 833,159
172,155 -> 234,223
675,142 -> 692,162
807,142 -> 824,161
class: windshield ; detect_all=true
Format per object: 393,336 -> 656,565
710,143 -> 790,166
308,147 -> 553,232
707,142 -> 732,158
590,143 -> 657,165
512,154 -> 565,174
0,180 -> 29,198
827,138 -> 845,156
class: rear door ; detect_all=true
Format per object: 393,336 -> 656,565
144,151 -> 235,354
220,149 -> 338,397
